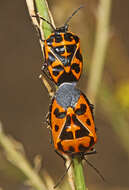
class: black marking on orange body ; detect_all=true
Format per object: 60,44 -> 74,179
54,108 -> 66,119
86,118 -> 91,126
60,115 -> 73,140
75,104 -> 87,115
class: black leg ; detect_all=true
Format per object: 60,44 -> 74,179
48,128 -> 53,145
41,46 -> 54,81
85,148 -> 97,156
55,150 -> 66,163
84,158 -> 106,182
41,63 -> 53,81
54,155 -> 73,189
45,112 -> 50,125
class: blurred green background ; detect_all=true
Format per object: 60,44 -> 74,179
0,0 -> 129,189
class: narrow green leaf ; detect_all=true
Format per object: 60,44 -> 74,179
35,0 -> 52,38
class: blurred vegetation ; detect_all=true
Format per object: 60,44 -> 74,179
0,0 -> 129,190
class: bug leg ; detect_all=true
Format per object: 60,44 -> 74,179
41,63 -> 54,82
48,128 -> 53,145
85,148 -> 97,156
44,111 -> 53,145
55,150 -> 66,163
53,152 -> 73,188
44,123 -> 53,145
84,158 -> 106,182
41,45 -> 53,82
44,112 -> 50,128
84,149 -> 107,183
45,112 -> 50,125
41,62 -> 47,73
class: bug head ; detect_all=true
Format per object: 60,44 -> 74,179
39,5 -> 84,34
54,25 -> 68,34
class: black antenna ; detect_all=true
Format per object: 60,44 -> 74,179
84,158 -> 106,182
39,16 -> 56,31
32,15 -> 56,31
64,5 -> 84,26
54,161 -> 73,188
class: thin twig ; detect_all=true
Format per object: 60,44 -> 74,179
65,155 -> 75,190
0,122 -> 47,190
26,0 -> 39,26
39,74 -> 54,97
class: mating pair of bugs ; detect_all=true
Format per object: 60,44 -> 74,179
35,6 -> 100,187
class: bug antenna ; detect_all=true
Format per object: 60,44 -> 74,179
54,160 -> 73,188
39,17 -> 56,31
32,15 -> 55,31
64,5 -> 84,26
84,158 -> 106,182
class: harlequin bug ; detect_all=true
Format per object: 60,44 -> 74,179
49,83 -> 97,157
40,6 -> 83,85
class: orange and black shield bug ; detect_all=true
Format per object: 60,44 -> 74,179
48,83 -> 106,188
49,83 -> 97,157
40,6 -> 83,85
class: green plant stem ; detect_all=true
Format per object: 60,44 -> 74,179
87,0 -> 112,103
0,123 -> 47,190
35,0 -> 52,38
73,156 -> 88,190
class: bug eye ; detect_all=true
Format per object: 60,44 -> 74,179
75,104 -> 86,115
54,108 -> 66,118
